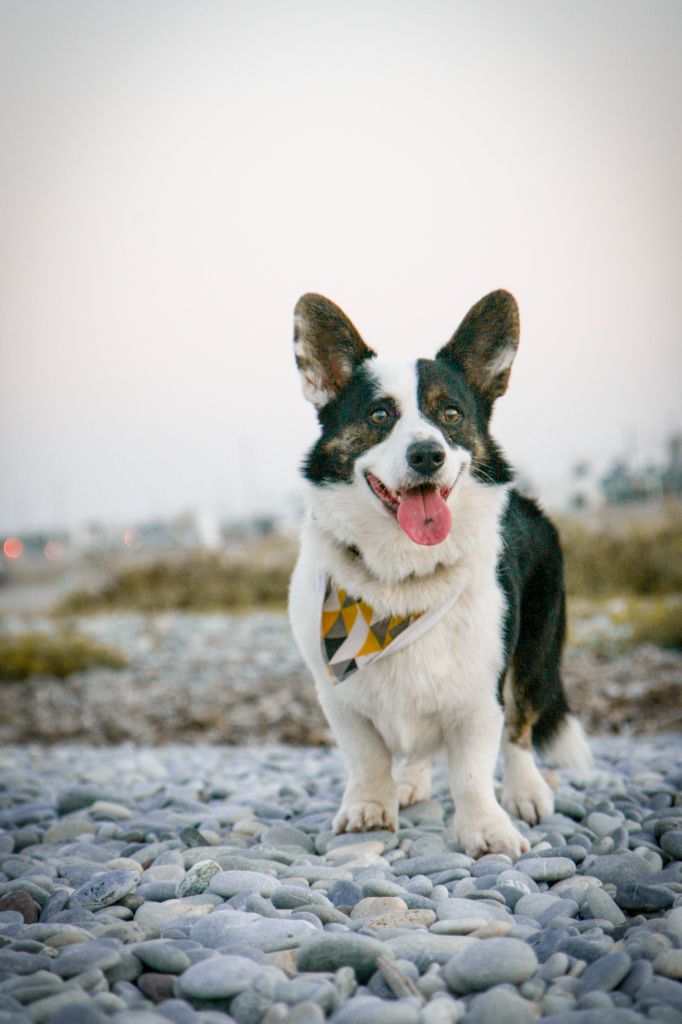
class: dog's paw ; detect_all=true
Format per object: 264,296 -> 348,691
397,763 -> 432,809
454,808 -> 529,859
502,772 -> 554,826
333,800 -> 398,834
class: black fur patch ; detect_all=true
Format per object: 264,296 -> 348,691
416,358 -> 514,486
303,365 -> 400,484
497,490 -> 570,748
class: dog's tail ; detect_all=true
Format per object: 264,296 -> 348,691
537,711 -> 594,779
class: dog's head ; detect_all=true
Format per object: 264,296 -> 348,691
294,290 -> 519,549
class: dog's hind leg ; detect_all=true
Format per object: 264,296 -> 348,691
501,671 -> 555,826
321,697 -> 399,833
395,759 -> 432,808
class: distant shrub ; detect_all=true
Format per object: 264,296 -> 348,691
56,551 -> 296,615
0,633 -> 128,681
560,511 -> 682,597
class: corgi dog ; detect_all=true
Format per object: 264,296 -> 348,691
288,290 -> 592,858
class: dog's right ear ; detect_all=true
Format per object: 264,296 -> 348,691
293,294 -> 376,409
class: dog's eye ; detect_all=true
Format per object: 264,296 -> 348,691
370,409 -> 389,425
442,407 -> 461,424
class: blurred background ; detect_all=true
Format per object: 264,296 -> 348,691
1,0 -> 680,744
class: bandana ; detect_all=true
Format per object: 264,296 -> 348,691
320,577 -> 459,683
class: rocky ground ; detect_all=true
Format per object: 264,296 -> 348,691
0,736 -> 682,1023
1,610 -> 681,745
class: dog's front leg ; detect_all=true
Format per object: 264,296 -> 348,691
322,697 -> 399,833
446,700 -> 529,859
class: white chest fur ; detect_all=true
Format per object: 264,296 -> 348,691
289,480 -> 510,762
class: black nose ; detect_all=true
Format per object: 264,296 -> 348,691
406,440 -> 446,476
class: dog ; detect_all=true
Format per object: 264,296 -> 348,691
288,289 -> 592,858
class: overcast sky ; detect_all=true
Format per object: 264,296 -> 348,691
2,0 -> 680,533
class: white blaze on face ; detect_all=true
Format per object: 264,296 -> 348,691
355,360 -> 470,545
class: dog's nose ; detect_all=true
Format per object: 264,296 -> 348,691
406,440 -> 446,476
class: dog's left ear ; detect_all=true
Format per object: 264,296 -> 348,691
437,290 -> 520,408
294,294 -> 376,409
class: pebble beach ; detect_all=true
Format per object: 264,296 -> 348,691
1,735 -> 682,1024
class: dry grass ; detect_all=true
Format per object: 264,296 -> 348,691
55,545 -> 296,615
0,632 -> 128,681
559,507 -> 682,598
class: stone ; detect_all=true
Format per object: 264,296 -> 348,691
467,986 -> 537,1024
516,857 -> 576,882
297,933 -> 393,982
132,940 -> 192,974
208,869 -> 280,898
615,880 -> 674,912
331,995 -> 422,1023
654,949 -> 682,980
587,853 -> 653,886
443,937 -> 538,994
660,831 -> 682,860
134,898 -> 215,937
327,880 -> 363,908
137,971 -> 176,1003
0,889 -> 39,923
52,939 -> 123,978
574,952 -> 632,996
69,870 -> 139,911
178,953 -> 262,999
351,896 -> 407,919
398,853 -> 472,877
582,886 -> 627,926
208,917 -> 317,952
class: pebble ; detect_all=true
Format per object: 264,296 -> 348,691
467,986 -> 537,1024
177,954 -> 262,999
443,937 -> 539,993
0,732 -> 679,1023
69,870 -> 139,911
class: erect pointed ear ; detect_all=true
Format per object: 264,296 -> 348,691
436,290 -> 520,408
293,294 -> 376,409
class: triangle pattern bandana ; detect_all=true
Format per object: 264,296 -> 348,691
320,577 -> 460,684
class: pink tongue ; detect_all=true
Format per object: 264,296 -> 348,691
396,489 -> 452,545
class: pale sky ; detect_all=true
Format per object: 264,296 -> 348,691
2,0 -> 681,533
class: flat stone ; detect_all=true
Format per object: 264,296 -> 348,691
177,953 -> 262,999
384,932 -> 477,967
208,869 -> 279,898
331,994 -> 421,1024
327,880 -> 363,908
52,939 -> 122,978
137,971 -> 176,1003
398,853 -> 472,878
42,818 -> 98,843
436,898 -> 508,924
206,916 -> 317,952
297,933 -> 393,982
0,889 -> 39,923
260,825 -> 315,851
69,870 -> 138,911
587,853 -> 653,886
88,800 -> 133,820
574,952 -> 632,996
582,886 -> 627,926
131,939 -> 191,974
516,857 -> 576,882
654,949 -> 682,980
615,880 -> 674,912
365,908 -> 436,929
660,830 -> 682,860
443,937 -> 538,994
585,812 -> 623,837
351,896 -> 407,919
468,986 -> 537,1024
134,898 -> 215,937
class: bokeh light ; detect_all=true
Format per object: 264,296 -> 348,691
44,540 -> 64,561
3,537 -> 23,559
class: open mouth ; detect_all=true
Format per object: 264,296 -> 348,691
365,473 -> 453,546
